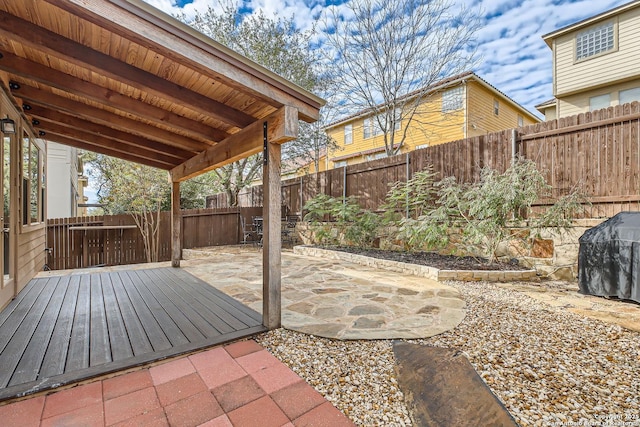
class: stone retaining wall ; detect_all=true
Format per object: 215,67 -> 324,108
294,246 -> 538,282
295,218 -> 607,281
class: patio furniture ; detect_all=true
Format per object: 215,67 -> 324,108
240,215 -> 258,245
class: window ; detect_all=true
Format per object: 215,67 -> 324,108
366,152 -> 387,161
589,93 -> 610,111
363,117 -> 375,139
442,86 -> 463,112
518,115 -> 524,127
344,124 -> 353,145
576,22 -> 615,61
363,109 -> 401,139
334,160 -> 347,168
620,88 -> 640,105
416,143 -> 429,150
493,99 -> 499,116
22,132 -> 44,226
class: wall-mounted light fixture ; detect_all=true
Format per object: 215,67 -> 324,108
0,116 -> 16,134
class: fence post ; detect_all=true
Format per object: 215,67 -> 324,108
511,128 -> 518,164
405,153 -> 410,218
342,166 -> 347,203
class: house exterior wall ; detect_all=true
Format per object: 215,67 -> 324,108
325,76 -> 539,169
466,81 -> 538,136
557,78 -> 640,117
46,141 -> 79,219
0,82 -> 47,299
548,3 -> 640,118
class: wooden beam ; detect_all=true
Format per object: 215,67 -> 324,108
262,134 -> 282,329
0,52 -> 227,142
37,121 -> 179,168
16,85 -> 206,153
0,10 -> 256,129
44,0 -> 325,122
171,181 -> 181,268
27,105 -> 192,160
44,134 -> 171,170
170,106 -> 298,182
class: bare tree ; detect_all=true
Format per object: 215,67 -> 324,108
324,0 -> 480,156
179,2 -> 328,204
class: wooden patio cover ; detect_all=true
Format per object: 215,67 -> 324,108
0,0 -> 324,328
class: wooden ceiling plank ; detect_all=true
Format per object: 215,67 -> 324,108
171,106 -> 298,182
0,51 -> 229,142
0,10 -> 256,129
46,133 -> 172,170
36,119 -> 182,167
16,84 -> 205,153
43,0 -> 324,122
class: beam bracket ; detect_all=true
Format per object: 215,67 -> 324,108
263,122 -> 268,165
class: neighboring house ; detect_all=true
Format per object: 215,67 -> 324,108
281,147 -> 328,180
539,0 -> 640,119
46,141 -> 87,219
324,71 -> 540,168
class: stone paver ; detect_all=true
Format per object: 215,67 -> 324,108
183,247 -> 467,340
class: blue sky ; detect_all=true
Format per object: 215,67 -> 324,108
143,0 -> 630,116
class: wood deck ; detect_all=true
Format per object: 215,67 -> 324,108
0,267 -> 266,401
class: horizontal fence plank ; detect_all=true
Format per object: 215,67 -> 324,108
46,208 -> 252,271
205,102 -> 640,222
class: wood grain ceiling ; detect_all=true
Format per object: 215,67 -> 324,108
0,0 -> 323,176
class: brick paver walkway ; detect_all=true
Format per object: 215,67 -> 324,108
0,340 -> 354,427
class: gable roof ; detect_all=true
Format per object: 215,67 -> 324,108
542,0 -> 640,47
324,71 -> 539,130
0,0 -> 324,180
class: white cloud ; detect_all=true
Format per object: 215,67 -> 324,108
141,0 -> 631,116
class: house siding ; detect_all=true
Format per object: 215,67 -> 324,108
466,81 -> 537,136
555,6 -> 640,97
0,84 -> 47,300
325,76 -> 539,169
16,226 -> 46,292
558,78 -> 640,117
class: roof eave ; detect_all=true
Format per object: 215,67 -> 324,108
114,0 -> 325,110
542,0 -> 640,46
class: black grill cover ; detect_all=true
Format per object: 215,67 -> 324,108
578,212 -> 640,303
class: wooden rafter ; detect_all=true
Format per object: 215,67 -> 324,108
15,85 -> 206,153
37,119 -> 180,168
170,106 -> 298,182
0,10 -> 256,130
27,105 -> 194,160
0,52 -> 228,143
44,134 -> 173,170
43,0 -> 324,123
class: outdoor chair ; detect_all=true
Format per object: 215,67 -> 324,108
240,215 -> 258,245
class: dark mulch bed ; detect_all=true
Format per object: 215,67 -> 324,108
322,246 -> 529,271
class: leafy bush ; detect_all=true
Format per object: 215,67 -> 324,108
398,158 -> 588,263
303,195 -> 381,248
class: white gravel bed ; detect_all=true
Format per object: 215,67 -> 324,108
255,280 -> 640,427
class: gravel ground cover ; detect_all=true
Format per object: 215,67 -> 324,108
256,280 -> 640,427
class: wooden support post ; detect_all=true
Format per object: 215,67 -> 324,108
171,181 -> 181,268
262,123 -> 282,329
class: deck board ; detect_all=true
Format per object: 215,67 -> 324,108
100,273 -> 134,361
39,276 -> 81,378
0,267 -> 266,402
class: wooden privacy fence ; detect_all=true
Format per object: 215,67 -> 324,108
46,207 -> 249,270
207,102 -> 640,218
